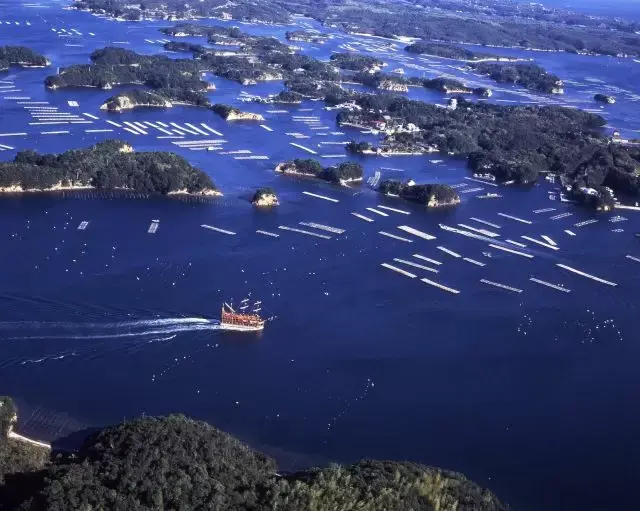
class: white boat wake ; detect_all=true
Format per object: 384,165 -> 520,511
3,317 -> 220,341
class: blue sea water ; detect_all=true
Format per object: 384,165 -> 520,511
1,2 -> 640,510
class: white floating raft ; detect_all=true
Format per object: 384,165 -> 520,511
256,230 -> 279,238
379,231 -> 413,242
378,205 -> 410,215
556,263 -> 617,287
437,246 -> 461,258
201,224 -> 236,235
420,277 -> 460,294
521,236 -> 559,251
497,212 -> 532,225
279,225 -> 331,239
480,279 -> 523,293
351,212 -> 374,222
470,217 -> 501,229
413,254 -> 442,266
290,142 -> 317,154
463,257 -> 485,267
302,191 -> 339,203
529,277 -> 571,293
381,262 -> 417,278
397,225 -> 436,240
393,258 -> 439,273
299,222 -> 345,234
488,243 -> 534,259
366,207 -> 388,217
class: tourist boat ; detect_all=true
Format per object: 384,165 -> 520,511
477,192 -> 502,199
220,299 -> 265,332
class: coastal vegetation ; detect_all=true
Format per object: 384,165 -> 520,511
0,141 -> 217,195
0,405 -> 507,510
379,180 -> 460,207
100,89 -> 173,111
276,159 -> 363,183
0,46 -> 48,71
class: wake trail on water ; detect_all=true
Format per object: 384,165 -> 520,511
2,317 -> 221,341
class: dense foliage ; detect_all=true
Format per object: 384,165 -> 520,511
0,140 -> 216,194
45,47 -> 207,93
379,180 -> 460,206
0,414 -> 507,510
0,46 -> 48,71
470,62 -> 563,93
329,52 -> 384,72
335,94 -> 640,194
404,42 -> 500,61
278,159 -> 362,183
270,460 -> 505,510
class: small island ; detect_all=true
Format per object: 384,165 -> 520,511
470,62 -> 564,94
594,93 -> 616,104
211,103 -> 264,121
404,42 -> 516,62
379,179 -> 460,208
285,30 -> 330,44
0,141 -> 219,196
0,46 -> 49,71
0,397 -> 507,510
329,52 -> 386,73
275,159 -> 363,184
252,187 -> 279,207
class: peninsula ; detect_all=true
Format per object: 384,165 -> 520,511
0,398 -> 507,510
0,141 -> 218,196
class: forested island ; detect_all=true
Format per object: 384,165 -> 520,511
470,62 -> 564,93
330,52 -> 385,72
252,187 -> 279,206
0,46 -> 49,71
276,159 -> 363,184
594,93 -> 616,104
404,42 -> 512,62
0,141 -> 218,196
0,398 -> 507,510
286,30 -> 330,44
73,0 -> 640,57
379,180 -> 461,207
